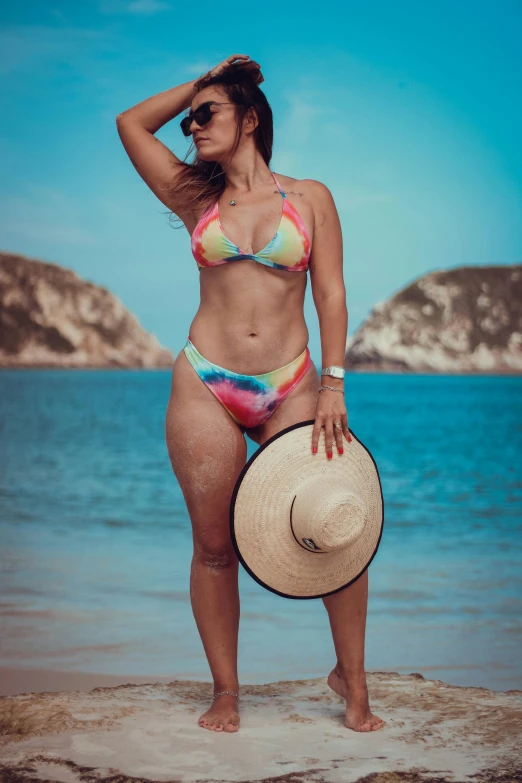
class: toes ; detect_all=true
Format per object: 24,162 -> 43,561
352,720 -> 371,732
198,712 -> 239,732
348,716 -> 384,732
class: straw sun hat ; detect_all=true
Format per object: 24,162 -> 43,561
230,419 -> 384,599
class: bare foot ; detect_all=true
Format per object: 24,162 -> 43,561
198,692 -> 240,733
327,666 -> 385,732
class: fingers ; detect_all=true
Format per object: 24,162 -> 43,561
342,412 -> 352,444
210,55 -> 250,76
311,416 -> 323,455
311,414 -> 351,459
333,411 -> 353,453
311,416 -> 334,459
333,420 -> 344,455
215,56 -> 263,85
324,418 -> 334,460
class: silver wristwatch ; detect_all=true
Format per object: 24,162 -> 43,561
321,365 -> 345,379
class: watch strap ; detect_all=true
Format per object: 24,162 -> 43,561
321,365 -> 345,379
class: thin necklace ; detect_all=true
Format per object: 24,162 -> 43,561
226,174 -> 274,206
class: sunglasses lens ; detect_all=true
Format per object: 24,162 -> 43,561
180,103 -> 213,136
194,104 -> 212,127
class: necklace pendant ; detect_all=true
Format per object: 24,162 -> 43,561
229,199 -> 237,206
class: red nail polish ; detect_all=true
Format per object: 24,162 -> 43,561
327,451 -> 332,459
312,446 -> 317,454
339,448 -> 344,455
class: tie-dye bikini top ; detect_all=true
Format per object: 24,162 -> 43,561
190,170 -> 311,272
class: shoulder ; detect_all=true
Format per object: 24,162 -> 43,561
276,175 -> 335,208
299,179 -> 336,209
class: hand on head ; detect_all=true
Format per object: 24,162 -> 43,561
207,54 -> 264,85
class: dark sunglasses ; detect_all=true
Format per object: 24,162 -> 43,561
180,101 -> 235,137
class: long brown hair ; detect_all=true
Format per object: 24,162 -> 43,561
166,61 -> 274,228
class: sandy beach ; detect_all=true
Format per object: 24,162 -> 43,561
1,669 -> 521,782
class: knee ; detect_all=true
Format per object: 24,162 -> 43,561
193,540 -> 238,571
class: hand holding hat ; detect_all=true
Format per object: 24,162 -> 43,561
230,419 -> 384,599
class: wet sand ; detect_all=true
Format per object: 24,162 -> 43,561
0,670 -> 521,782
0,666 -> 176,698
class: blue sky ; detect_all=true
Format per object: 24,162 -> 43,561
1,0 -> 521,359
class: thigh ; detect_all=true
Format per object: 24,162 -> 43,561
249,357 -> 321,445
165,349 -> 248,551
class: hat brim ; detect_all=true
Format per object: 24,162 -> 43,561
230,419 -> 384,600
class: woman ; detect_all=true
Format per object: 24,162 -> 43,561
116,54 -> 384,735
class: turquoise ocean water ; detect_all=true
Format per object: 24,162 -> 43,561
0,367 -> 521,692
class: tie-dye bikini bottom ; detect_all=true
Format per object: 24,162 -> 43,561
183,336 -> 312,429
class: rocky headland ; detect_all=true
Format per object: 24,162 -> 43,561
346,264 -> 522,373
0,251 -> 174,368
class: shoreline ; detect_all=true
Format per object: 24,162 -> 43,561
0,666 -> 180,698
2,665 -> 520,699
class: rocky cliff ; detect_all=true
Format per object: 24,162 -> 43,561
346,264 -> 522,373
0,252 -> 174,368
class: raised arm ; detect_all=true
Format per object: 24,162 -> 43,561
115,78 -> 199,226
115,55 -> 255,230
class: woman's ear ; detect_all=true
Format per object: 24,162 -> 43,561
245,106 -> 259,133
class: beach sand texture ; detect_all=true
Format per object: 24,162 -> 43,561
0,671 -> 521,782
